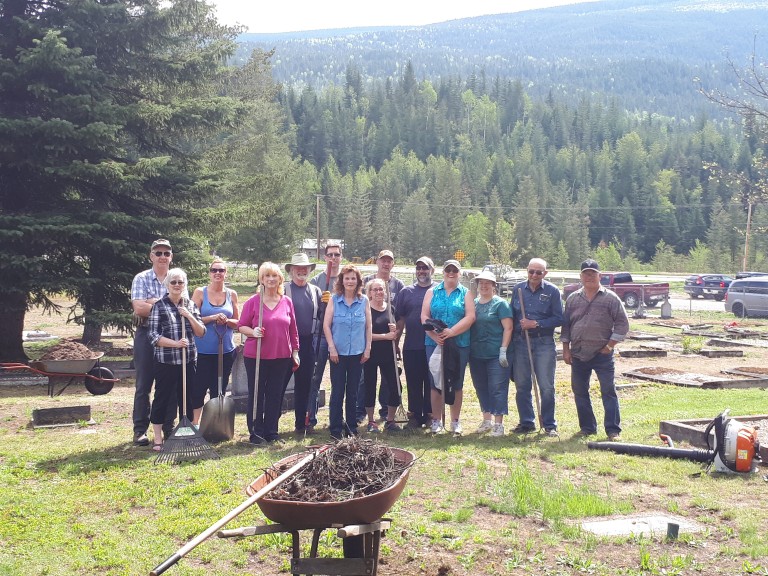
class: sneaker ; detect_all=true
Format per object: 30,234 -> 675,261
367,421 -> 380,433
451,420 -> 463,435
476,420 -> 493,434
545,428 -> 559,437
511,423 -> 536,434
490,423 -> 505,437
430,419 -> 446,434
607,432 -> 622,441
384,420 -> 401,432
133,432 -> 149,446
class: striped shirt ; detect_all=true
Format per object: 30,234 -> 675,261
148,295 -> 203,365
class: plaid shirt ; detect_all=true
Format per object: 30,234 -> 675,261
148,295 -> 203,365
560,286 -> 629,361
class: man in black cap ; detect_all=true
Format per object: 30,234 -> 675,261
560,259 -> 629,441
130,239 -> 174,446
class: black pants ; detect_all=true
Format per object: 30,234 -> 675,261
245,357 -> 291,442
193,349 -> 236,407
150,361 -> 196,427
403,348 -> 432,424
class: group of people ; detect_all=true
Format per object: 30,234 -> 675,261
130,238 -> 630,448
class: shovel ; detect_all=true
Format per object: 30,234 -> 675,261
199,324 -> 236,443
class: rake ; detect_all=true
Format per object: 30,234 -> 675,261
156,303 -> 219,464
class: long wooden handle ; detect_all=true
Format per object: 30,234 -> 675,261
517,287 -> 542,428
150,445 -> 329,575
253,284 -> 264,421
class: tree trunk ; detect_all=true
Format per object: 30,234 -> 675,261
0,292 -> 29,362
81,319 -> 103,346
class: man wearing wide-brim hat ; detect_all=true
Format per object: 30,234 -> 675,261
283,253 -> 322,434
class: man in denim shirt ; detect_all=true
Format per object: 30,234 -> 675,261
510,258 -> 563,436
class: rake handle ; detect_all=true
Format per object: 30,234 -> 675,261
149,445 -> 330,576
517,287 -> 543,430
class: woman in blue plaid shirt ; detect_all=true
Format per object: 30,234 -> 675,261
147,268 -> 206,450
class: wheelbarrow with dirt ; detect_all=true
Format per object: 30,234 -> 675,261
0,352 -> 118,397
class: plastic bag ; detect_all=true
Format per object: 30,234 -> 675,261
428,344 -> 443,391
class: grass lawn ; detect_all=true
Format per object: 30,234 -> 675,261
1,304 -> 767,575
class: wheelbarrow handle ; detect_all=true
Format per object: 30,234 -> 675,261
149,444 -> 331,576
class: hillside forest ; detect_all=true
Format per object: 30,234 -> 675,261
276,61 -> 768,273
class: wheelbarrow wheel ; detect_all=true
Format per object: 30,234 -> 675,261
85,366 -> 114,395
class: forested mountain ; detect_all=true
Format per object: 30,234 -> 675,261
229,0 -> 768,272
237,0 -> 768,119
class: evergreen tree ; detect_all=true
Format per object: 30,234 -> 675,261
0,0 -> 245,360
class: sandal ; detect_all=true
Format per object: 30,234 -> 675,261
152,443 -> 163,452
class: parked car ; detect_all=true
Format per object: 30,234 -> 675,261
725,276 -> 768,318
562,272 -> 669,308
478,264 -> 525,296
683,274 -> 733,301
735,271 -> 768,279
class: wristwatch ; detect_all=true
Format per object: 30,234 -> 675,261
606,344 -> 614,351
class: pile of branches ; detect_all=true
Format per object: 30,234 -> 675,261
39,340 -> 94,361
266,437 -> 412,503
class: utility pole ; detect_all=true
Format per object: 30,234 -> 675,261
742,201 -> 753,272
316,194 -> 321,260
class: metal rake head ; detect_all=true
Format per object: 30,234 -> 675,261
154,419 -> 220,465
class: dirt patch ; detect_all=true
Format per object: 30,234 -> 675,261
39,340 -> 95,361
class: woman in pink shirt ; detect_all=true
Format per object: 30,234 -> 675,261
238,262 -> 299,444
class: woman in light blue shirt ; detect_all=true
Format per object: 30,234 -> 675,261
323,265 -> 372,439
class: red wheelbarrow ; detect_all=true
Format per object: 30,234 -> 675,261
0,352 -> 117,397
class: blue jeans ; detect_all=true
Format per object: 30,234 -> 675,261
329,354 -> 363,438
307,335 -> 327,427
469,357 -> 509,416
513,336 -> 557,430
570,350 -> 621,435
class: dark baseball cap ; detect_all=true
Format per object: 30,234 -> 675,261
580,259 -> 600,272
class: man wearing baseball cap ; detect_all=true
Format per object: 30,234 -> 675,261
561,258 -> 629,441
394,256 -> 437,428
130,238 -> 174,446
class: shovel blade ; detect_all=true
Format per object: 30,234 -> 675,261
199,395 -> 236,443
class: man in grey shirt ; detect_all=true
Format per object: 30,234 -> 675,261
561,259 -> 629,441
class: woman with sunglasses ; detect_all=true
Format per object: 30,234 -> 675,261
421,259 -> 476,435
147,268 -> 206,450
190,258 -> 240,425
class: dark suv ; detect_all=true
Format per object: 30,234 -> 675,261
683,274 -> 732,301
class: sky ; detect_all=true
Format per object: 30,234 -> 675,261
210,0 -> 593,34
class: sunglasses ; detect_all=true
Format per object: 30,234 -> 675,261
169,280 -> 185,285
153,251 -> 172,257
444,267 -> 459,273
528,269 -> 545,276
415,265 -> 430,271
210,268 -> 226,273
327,253 -> 342,258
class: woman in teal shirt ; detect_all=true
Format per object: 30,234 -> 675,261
469,271 -> 513,437
420,260 -> 476,435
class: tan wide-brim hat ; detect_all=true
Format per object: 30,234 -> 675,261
285,253 -> 317,272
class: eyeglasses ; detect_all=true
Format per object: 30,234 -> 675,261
415,265 -> 430,271
369,287 -> 384,292
528,269 -> 545,276
444,267 -> 459,274
327,253 -> 341,258
169,280 -> 185,285
210,268 -> 226,273
153,251 -> 172,257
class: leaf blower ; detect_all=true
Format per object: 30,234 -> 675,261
588,410 -> 761,474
